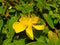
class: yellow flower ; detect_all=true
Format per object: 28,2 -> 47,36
13,15 -> 45,40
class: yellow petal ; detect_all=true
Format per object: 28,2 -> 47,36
27,18 -> 32,26
19,16 -> 28,25
33,25 -> 45,30
13,22 -> 27,33
19,16 -> 27,22
26,26 -> 34,40
31,16 -> 39,24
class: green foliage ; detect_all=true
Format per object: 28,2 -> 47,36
13,39 -> 25,45
2,39 -> 12,45
7,16 -> 17,38
0,0 -> 4,2
3,39 -> 25,45
0,19 -> 3,31
26,41 -> 46,45
43,14 -> 55,29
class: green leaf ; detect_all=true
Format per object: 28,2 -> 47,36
24,3 -> 33,13
43,27 -> 49,34
46,3 -> 57,8
9,9 -> 16,12
16,4 -> 23,11
3,39 -> 12,45
26,41 -> 46,45
51,14 -> 60,19
37,0 -> 44,12
56,38 -> 60,45
0,19 -> 3,31
2,7 -> 6,16
13,39 -> 25,45
7,14 -> 18,38
49,11 -> 53,15
2,38 -> 22,45
37,0 -> 44,8
26,42 -> 40,45
54,19 -> 59,24
47,39 -> 55,45
0,6 -> 6,15
37,36 -> 45,42
0,6 -> 3,14
0,0 -> 4,2
43,14 -> 55,29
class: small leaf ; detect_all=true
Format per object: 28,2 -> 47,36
0,19 -> 3,31
51,14 -> 60,19
26,42 -> 40,45
9,9 -> 16,12
54,19 -> 59,24
37,0 -> 44,8
16,4 -> 23,11
13,39 -> 25,45
43,27 -> 49,34
26,41 -> 46,45
0,6 -> 6,16
43,14 -> 55,29
3,39 -> 11,45
24,4 -> 33,13
7,13 -> 18,38
0,6 -> 3,14
49,11 -> 53,15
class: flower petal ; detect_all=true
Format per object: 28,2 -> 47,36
26,26 -> 34,40
13,22 -> 27,33
19,17 -> 27,23
33,25 -> 45,30
19,16 -> 28,25
31,16 -> 39,24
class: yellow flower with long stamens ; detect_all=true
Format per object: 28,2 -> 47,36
13,15 -> 45,40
